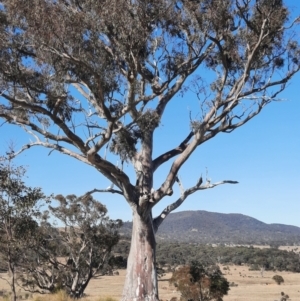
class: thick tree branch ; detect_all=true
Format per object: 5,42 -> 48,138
6,140 -> 90,164
1,93 -> 87,154
87,153 -> 134,196
153,129 -> 206,201
152,131 -> 194,172
0,111 -> 73,144
1,97 -> 133,195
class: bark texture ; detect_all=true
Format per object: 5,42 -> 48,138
122,211 -> 158,301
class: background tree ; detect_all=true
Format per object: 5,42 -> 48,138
170,261 -> 229,301
21,194 -> 122,298
0,1 -> 299,300
0,156 -> 49,301
19,221 -> 65,294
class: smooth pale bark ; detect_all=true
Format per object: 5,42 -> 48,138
71,271 -> 79,295
71,275 -> 91,299
121,210 -> 159,301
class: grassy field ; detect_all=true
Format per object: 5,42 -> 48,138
1,245 -> 300,301
1,266 -> 300,301
84,266 -> 300,301
221,265 -> 300,301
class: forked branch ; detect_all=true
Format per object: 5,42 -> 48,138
153,177 -> 238,233
152,131 -> 194,172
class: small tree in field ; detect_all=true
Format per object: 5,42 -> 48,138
170,261 -> 229,301
273,274 -> 284,285
21,194 -> 122,298
0,1 -> 299,300
0,156 -> 49,301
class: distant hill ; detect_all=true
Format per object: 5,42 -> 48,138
121,210 -> 300,244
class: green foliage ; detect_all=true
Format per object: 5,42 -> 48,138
170,261 -> 229,301
273,275 -> 284,285
108,255 -> 127,269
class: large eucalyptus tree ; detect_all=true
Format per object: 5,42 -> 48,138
0,0 -> 299,300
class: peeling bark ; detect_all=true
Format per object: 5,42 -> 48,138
121,210 -> 159,301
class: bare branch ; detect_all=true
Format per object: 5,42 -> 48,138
0,111 -> 72,144
156,43 -> 215,119
0,275 -> 11,286
81,187 -> 123,197
1,93 -> 87,153
153,132 -> 204,201
6,140 -> 90,164
153,178 -> 238,232
175,176 -> 185,196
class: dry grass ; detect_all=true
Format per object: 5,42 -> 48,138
10,267 -> 296,301
0,270 -> 180,301
32,290 -> 73,301
31,291 -> 118,301
0,289 -> 118,301
222,265 -> 300,301
86,270 -> 180,301
83,270 -> 180,301
279,246 -> 300,253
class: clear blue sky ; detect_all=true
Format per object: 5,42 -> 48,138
1,0 -> 299,227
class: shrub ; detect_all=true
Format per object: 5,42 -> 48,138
170,261 -> 230,301
273,275 -> 284,285
280,291 -> 290,301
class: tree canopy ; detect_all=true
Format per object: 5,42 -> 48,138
0,0 -> 299,207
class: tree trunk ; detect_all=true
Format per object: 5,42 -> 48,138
70,270 -> 80,298
73,273 -> 92,299
121,210 -> 159,301
8,254 -> 17,301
